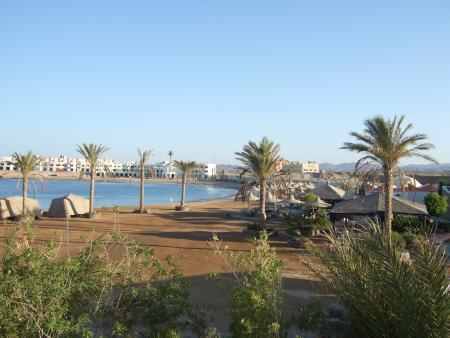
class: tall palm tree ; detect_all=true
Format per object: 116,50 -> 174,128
76,143 -> 109,218
12,151 -> 42,217
235,137 -> 281,229
168,150 -> 174,162
137,149 -> 152,213
173,160 -> 196,210
342,115 -> 437,244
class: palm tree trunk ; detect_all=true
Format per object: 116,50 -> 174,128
384,166 -> 393,246
259,179 -> 267,230
89,171 -> 95,217
139,163 -> 145,213
22,177 -> 28,217
181,173 -> 186,207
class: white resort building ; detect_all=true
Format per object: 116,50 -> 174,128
0,157 -> 15,171
0,155 -> 218,180
193,163 -> 217,179
289,161 -> 320,173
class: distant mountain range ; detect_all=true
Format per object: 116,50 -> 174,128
320,163 -> 450,173
218,163 -> 450,173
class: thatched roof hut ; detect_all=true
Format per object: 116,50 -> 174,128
309,183 -> 346,202
305,196 -> 332,209
266,191 -> 281,204
0,196 -> 41,219
48,194 -> 89,218
283,194 -> 303,205
330,192 -> 428,216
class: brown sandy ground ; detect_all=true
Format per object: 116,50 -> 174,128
0,198 -> 334,336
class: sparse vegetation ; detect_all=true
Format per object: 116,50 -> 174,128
307,219 -> 450,337
209,231 -> 286,338
0,222 -> 207,337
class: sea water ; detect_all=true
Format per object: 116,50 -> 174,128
0,179 -> 236,209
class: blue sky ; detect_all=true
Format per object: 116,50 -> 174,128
1,1 -> 449,164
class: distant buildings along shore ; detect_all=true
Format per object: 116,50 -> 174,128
0,155 -> 217,180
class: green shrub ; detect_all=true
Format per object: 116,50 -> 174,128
392,231 -> 406,251
209,232 -> 286,338
392,215 -> 421,233
0,225 -> 193,337
311,217 -> 332,231
307,219 -> 450,337
302,193 -> 317,203
402,232 -> 425,250
425,192 -> 449,217
286,228 -> 302,239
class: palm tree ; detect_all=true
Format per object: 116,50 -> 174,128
12,151 -> 42,217
173,160 -> 196,210
342,115 -> 437,245
76,143 -> 109,218
137,149 -> 152,213
168,150 -> 174,162
235,137 -> 281,229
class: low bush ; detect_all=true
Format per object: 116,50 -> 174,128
392,215 -> 421,233
209,231 -> 286,338
392,231 -> 406,251
0,223 -> 200,337
307,219 -> 450,337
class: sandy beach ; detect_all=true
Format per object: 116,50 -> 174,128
0,197 -> 330,334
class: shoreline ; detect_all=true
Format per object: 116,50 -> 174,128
0,174 -> 240,209
0,172 -> 241,190
103,193 -> 239,210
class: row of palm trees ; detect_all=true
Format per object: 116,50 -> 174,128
11,114 -> 436,239
236,114 -> 436,246
12,145 -> 197,218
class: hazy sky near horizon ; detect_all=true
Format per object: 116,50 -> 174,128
1,1 -> 449,164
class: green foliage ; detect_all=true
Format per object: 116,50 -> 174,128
425,192 -> 449,217
301,193 -> 317,203
284,214 -> 332,236
401,232 -> 425,250
76,143 -> 109,168
342,115 -> 437,171
311,217 -> 332,231
235,137 -> 281,181
308,219 -> 450,338
112,205 -> 120,214
209,232 -> 286,338
392,215 -> 421,233
173,160 -> 197,174
12,151 -> 41,177
0,224 -> 193,337
392,231 -> 406,251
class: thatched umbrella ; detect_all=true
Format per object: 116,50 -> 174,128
308,183 -> 346,202
305,196 -> 332,209
266,190 -> 280,204
304,182 -> 316,190
284,194 -> 303,205
283,194 -> 304,214
295,185 -> 306,196
330,192 -> 427,216
248,192 -> 260,201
